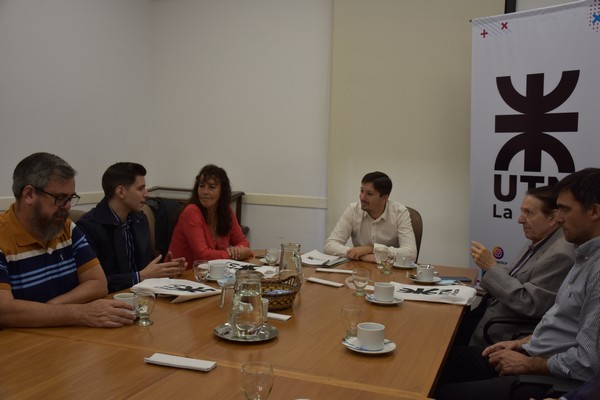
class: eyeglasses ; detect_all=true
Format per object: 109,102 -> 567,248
36,188 -> 81,207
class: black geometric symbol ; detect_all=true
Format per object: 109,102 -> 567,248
397,287 -> 456,296
158,284 -> 216,293
494,71 -> 578,173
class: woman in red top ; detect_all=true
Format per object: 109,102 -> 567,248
168,165 -> 251,265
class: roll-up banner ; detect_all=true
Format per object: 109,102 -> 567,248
470,0 -> 600,267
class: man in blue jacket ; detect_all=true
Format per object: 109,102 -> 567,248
77,162 -> 185,292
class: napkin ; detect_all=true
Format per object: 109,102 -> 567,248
267,312 -> 292,321
306,277 -> 345,287
316,268 -> 352,274
390,282 -> 477,306
144,353 -> 217,372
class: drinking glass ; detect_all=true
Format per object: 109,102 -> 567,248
351,268 -> 369,297
341,304 -> 364,339
264,249 -> 280,266
382,252 -> 395,275
374,247 -> 389,271
240,361 -> 274,400
134,290 -> 156,326
192,260 -> 210,283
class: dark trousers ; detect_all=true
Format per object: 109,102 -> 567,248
452,297 -> 489,346
434,346 -> 552,400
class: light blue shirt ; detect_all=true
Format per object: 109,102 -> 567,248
523,235 -> 600,381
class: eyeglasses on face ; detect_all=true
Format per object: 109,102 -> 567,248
35,188 -> 81,207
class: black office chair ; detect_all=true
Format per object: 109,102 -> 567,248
144,197 -> 183,258
509,375 -> 583,400
483,316 -> 539,344
406,206 -> 422,262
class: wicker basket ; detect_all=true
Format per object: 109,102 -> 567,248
261,275 -> 301,310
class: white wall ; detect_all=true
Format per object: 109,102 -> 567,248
148,0 -> 332,251
516,0 -> 578,11
1,0 -> 543,266
328,0 -> 504,267
0,0 -> 332,253
0,0 -> 154,194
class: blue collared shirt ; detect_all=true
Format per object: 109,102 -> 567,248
523,235 -> 600,381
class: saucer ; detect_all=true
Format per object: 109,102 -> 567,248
206,273 -> 232,282
365,293 -> 403,305
342,337 -> 396,354
213,323 -> 279,342
393,262 -> 417,269
409,276 -> 441,284
259,258 -> 279,266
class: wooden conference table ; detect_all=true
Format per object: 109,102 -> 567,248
0,258 -> 477,400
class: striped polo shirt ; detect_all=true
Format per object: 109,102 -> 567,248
0,204 -> 99,303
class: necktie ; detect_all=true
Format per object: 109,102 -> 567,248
508,246 -> 535,277
120,218 -> 136,272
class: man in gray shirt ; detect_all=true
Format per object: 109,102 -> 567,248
459,186 -> 575,346
435,168 -> 600,400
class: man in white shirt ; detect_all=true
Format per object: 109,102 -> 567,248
324,171 -> 417,263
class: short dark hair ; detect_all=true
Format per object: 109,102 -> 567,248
362,171 -> 392,196
12,152 -> 76,199
188,164 -> 232,236
526,185 -> 558,216
554,168 -> 600,210
101,162 -> 147,198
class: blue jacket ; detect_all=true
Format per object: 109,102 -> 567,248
77,198 -> 153,293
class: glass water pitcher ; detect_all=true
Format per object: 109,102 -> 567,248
228,270 -> 264,338
278,242 -> 303,283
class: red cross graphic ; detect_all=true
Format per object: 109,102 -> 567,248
501,22 -> 508,30
481,29 -> 488,38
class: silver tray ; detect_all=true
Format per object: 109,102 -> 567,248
213,323 -> 279,342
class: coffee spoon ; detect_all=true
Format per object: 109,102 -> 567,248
342,338 -> 393,351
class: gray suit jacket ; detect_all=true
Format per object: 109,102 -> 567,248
470,228 -> 575,346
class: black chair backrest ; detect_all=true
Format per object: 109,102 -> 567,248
406,206 -> 422,262
145,197 -> 183,258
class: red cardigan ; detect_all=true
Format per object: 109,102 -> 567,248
168,204 -> 250,265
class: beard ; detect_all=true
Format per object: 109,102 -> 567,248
30,201 -> 69,243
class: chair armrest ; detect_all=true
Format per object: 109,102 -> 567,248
483,316 -> 539,344
513,375 -> 583,396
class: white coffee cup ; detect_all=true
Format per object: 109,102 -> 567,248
398,255 -> 413,267
416,264 -> 436,282
357,322 -> 385,351
113,292 -> 135,306
373,282 -> 395,302
209,261 -> 228,279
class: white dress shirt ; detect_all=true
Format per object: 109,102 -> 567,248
324,200 -> 417,260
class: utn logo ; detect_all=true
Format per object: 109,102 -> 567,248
492,71 -> 578,219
